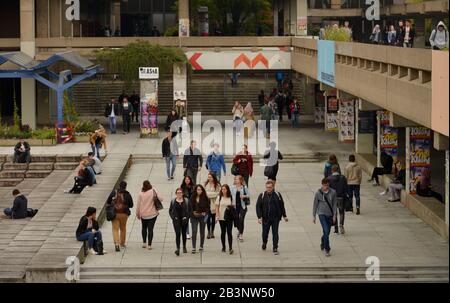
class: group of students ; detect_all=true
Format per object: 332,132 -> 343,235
104,91 -> 140,135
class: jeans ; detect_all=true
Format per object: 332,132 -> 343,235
336,197 -> 345,227
173,221 -> 188,249
237,207 -> 247,235
291,113 -> 299,128
262,218 -> 280,250
219,220 -> 233,250
234,118 -> 243,135
318,215 -> 332,252
265,120 -> 271,137
165,155 -> 177,179
123,115 -> 131,133
3,208 -> 12,217
211,171 -> 221,182
77,231 -> 103,249
91,143 -> 101,158
388,183 -> 404,200
112,213 -> 128,246
141,217 -> 157,246
348,185 -> 361,209
206,213 -> 216,234
371,167 -> 384,184
69,176 -> 87,194
186,168 -> 198,185
191,216 -> 206,249
13,151 -> 31,164
109,116 -> 117,133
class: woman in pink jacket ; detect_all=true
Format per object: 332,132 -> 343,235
136,180 -> 163,250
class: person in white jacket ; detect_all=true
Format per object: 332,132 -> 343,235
429,21 -> 449,50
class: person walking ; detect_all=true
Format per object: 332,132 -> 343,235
166,109 -> 179,132
324,154 -> 341,178
369,24 -> 382,44
130,91 -> 140,123
169,188 -> 190,256
263,142 -> 283,183
232,101 -> 244,136
256,180 -> 288,255
205,173 -> 221,239
313,178 -> 337,257
215,184 -> 235,254
396,20 -> 405,47
387,25 -> 397,46
162,131 -> 179,181
3,189 -> 28,219
180,175 -> 194,240
403,20 -> 415,48
260,99 -> 273,138
104,99 -> 119,134
206,143 -> 226,182
183,140 -> 203,185
106,181 -> 134,252
368,151 -> 393,186
76,207 -> 106,255
289,98 -> 300,128
276,92 -> 285,121
189,185 -> 210,253
327,165 -> 348,235
429,21 -> 449,50
344,155 -> 362,214
231,175 -> 250,242
121,97 -> 133,134
89,129 -> 107,158
232,144 -> 254,187
136,181 -> 162,250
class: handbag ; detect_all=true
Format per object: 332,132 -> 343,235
264,165 -> 274,177
93,237 -> 104,255
242,186 -> 250,206
224,205 -> 238,224
106,192 -> 116,222
153,189 -> 164,211
231,163 -> 240,176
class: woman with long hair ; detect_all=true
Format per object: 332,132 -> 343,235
232,144 -> 254,187
231,175 -> 250,242
169,188 -> 190,256
136,180 -> 162,250
189,184 -> 210,253
215,184 -> 234,254
180,175 -> 194,239
204,173 -> 221,239
324,154 -> 341,178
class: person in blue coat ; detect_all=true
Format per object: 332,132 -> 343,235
206,143 -> 226,182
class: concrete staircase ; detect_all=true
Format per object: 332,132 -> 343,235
0,155 -> 83,187
78,266 -> 449,283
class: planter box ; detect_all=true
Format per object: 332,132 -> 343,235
0,138 -> 56,146
73,135 -> 91,143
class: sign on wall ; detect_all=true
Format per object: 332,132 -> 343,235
338,99 -> 355,142
179,19 -> 190,37
317,40 -> 335,87
139,67 -> 159,80
186,50 -> 291,70
409,127 -> 431,194
381,126 -> 398,159
325,94 -> 338,132
296,17 -> 307,36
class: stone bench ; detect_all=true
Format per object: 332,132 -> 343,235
25,154 -> 130,282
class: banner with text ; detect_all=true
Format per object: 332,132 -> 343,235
317,40 -> 335,87
409,127 -> 431,193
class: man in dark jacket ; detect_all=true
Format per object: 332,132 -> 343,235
256,180 -> 288,255
13,139 -> 31,164
162,131 -> 179,180
104,99 -> 120,134
327,165 -> 348,235
120,97 -> 133,134
3,189 -> 28,219
183,140 -> 203,185
369,151 -> 393,186
75,206 -> 105,255
130,91 -> 140,123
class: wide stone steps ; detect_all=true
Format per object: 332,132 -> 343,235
78,266 -> 449,283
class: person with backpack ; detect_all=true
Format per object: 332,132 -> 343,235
344,155 -> 362,215
136,181 -> 163,250
206,143 -> 226,182
231,175 -> 250,242
189,185 -> 210,253
106,181 -> 134,252
232,144 -> 254,187
327,165 -> 349,235
256,180 -> 288,255
169,188 -> 190,256
76,207 -> 106,255
429,21 -> 449,50
215,184 -> 235,254
324,154 -> 341,178
313,178 -> 337,257
263,142 -> 283,183
290,98 -> 300,128
205,173 -> 221,239
3,189 -> 28,219
162,131 -> 179,181
183,140 -> 203,185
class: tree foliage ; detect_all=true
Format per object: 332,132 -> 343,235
323,26 -> 352,42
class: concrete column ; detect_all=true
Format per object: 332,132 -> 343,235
295,0 -> 307,36
20,0 -> 37,129
445,150 -> 449,227
331,0 -> 341,9
273,0 -> 279,36
283,0 -> 290,36
111,0 -> 121,35
36,0 -> 49,38
355,107 -> 374,154
179,0 -> 189,37
49,0 -> 61,37
405,127 -> 411,193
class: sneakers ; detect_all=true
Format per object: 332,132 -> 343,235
262,243 -> 267,251
320,244 -> 324,251
221,248 -> 226,253
175,249 -> 180,256
273,249 -> 279,255
340,225 -> 345,235
199,247 -> 204,251
115,245 -> 120,252
239,235 -> 244,242
187,234 -> 191,240
325,250 -> 331,257
142,244 -> 147,248
170,176 -> 174,180
211,234 -> 215,239
88,248 -> 97,255
192,249 -> 196,254
334,227 -> 339,234
379,191 -> 386,196
356,208 -> 360,215
207,232 -> 211,239
147,246 -> 152,250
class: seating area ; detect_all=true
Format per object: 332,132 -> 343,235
356,153 -> 448,240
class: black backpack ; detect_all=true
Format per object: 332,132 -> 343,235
93,238 -> 104,255
27,208 -> 38,217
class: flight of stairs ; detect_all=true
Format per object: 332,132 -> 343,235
0,155 -> 83,187
78,266 -> 449,283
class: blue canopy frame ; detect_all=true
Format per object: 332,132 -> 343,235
0,51 -> 103,125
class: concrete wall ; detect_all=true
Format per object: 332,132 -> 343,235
432,50 -> 449,137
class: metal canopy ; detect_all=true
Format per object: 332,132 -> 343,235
0,51 -> 102,125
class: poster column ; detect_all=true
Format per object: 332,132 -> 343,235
408,127 -> 432,194
173,63 -> 188,134
338,99 -> 355,143
325,90 -> 338,132
179,0 -> 189,37
139,67 -> 159,138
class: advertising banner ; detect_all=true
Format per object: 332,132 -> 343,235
409,127 -> 431,193
338,99 -> 355,142
326,113 -> 338,132
140,80 -> 159,137
296,17 -> 307,36
380,126 -> 398,159
179,18 -> 190,37
314,107 -> 325,123
317,40 -> 335,87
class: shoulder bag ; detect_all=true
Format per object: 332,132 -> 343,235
153,189 -> 164,211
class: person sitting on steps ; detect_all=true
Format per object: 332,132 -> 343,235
76,207 -> 106,255
13,138 -> 31,164
3,189 -> 28,219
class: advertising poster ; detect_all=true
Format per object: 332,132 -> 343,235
326,95 -> 338,113
296,17 -> 307,36
317,40 -> 335,87
380,126 -> 398,159
358,111 -> 375,134
326,113 -> 338,132
179,18 -> 190,37
409,127 -> 431,193
140,80 -> 159,137
379,110 -> 390,126
314,107 -> 325,123
338,99 -> 355,142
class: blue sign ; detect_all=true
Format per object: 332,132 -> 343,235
317,40 -> 335,87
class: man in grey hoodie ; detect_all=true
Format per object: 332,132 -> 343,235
313,178 -> 337,257
430,21 -> 449,50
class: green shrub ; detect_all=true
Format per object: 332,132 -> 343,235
73,119 -> 101,134
323,26 -> 352,42
32,128 -> 56,140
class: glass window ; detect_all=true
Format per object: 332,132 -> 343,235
153,0 -> 164,12
153,13 -> 164,32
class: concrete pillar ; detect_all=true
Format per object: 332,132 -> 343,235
331,0 -> 341,9
49,0 -> 61,37
36,0 -> 49,38
355,107 -> 374,154
296,0 -> 307,36
283,0 -> 290,36
112,0 -> 121,35
179,0 -> 189,37
274,0 -> 279,36
433,132 -> 449,151
20,0 -> 36,130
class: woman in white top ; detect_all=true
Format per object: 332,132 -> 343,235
230,175 -> 250,242
205,173 -> 221,239
232,101 -> 244,136
215,184 -> 234,254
